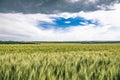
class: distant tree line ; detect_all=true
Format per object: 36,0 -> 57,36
0,41 -> 120,44
0,41 -> 35,44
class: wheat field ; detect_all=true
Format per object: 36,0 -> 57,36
0,43 -> 120,80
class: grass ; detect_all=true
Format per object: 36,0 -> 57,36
0,43 -> 120,80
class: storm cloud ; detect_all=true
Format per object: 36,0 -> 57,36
0,0 -> 120,14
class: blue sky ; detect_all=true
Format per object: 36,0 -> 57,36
39,17 -> 99,29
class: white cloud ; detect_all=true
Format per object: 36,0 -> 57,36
66,0 -> 97,3
0,4 -> 120,41
66,0 -> 80,3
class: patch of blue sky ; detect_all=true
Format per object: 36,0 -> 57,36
38,17 -> 99,29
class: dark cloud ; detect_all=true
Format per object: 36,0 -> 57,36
0,0 -> 120,14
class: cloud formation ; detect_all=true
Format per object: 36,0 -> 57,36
0,1 -> 120,41
0,3 -> 120,41
0,0 -> 120,13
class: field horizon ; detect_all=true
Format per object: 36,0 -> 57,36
0,41 -> 120,44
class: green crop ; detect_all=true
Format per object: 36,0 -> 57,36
0,43 -> 120,80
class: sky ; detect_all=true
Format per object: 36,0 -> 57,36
0,0 -> 120,41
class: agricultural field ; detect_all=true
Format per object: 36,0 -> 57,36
0,43 -> 120,80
